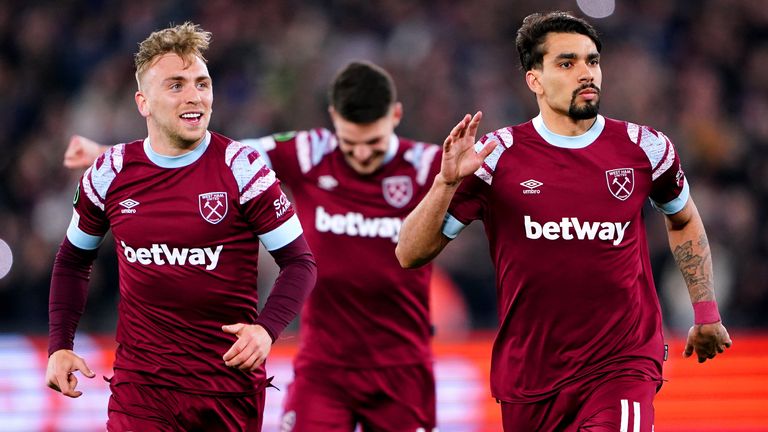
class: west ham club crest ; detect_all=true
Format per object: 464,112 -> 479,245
199,192 -> 228,224
605,168 -> 634,201
382,176 -> 413,208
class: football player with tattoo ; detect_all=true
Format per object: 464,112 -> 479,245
397,11 -> 732,432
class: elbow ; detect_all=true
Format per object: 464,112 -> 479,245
395,243 -> 430,269
395,244 -> 416,268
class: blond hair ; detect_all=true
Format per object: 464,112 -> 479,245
134,22 -> 212,87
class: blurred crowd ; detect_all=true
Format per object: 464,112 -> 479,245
1,0 -> 766,335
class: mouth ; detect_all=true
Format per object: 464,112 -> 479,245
180,112 -> 204,125
576,87 -> 599,102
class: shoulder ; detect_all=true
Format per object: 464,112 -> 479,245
216,133 -> 277,204
81,140 -> 138,209
248,128 -> 337,173
399,137 -> 441,186
292,127 -> 337,173
618,119 -> 677,178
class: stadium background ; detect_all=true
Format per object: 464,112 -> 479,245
0,0 -> 767,430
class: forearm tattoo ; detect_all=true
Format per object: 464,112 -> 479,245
672,234 -> 714,302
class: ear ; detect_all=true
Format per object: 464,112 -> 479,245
391,102 -> 403,127
525,70 -> 544,95
135,91 -> 150,118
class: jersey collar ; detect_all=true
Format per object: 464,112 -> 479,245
143,131 -> 211,168
532,114 -> 605,149
382,134 -> 399,165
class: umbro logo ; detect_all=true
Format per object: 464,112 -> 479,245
119,198 -> 139,214
520,179 -> 543,195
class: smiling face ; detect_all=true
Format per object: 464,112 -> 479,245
135,53 -> 213,151
331,102 -> 402,175
526,32 -> 602,121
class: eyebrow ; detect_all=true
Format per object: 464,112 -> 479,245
162,75 -> 211,83
554,52 -> 600,61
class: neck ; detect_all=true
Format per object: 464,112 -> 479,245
538,104 -> 597,136
147,127 -> 204,156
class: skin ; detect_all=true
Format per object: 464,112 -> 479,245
525,32 -> 602,136
47,53 -> 274,399
135,53 -> 213,156
397,32 -> 731,363
65,103 -> 405,175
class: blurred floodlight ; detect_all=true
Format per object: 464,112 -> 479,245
577,0 -> 615,19
0,239 -> 12,279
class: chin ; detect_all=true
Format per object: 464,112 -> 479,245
354,166 -> 375,175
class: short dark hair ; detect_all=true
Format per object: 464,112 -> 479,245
329,61 -> 397,123
515,11 -> 602,71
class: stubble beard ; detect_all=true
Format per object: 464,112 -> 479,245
159,119 -> 207,150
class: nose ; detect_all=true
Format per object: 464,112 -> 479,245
185,85 -> 202,104
578,62 -> 594,83
352,144 -> 372,162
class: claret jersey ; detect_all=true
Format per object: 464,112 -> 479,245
443,115 -> 688,402
67,131 -> 302,394
245,128 -> 442,368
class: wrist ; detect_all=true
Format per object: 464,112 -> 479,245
693,300 -> 721,325
253,320 -> 277,343
435,172 -> 461,188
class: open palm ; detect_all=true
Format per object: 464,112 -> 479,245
441,111 -> 498,185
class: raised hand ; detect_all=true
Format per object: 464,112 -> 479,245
222,323 -> 273,372
45,349 -> 96,398
684,322 -> 732,363
64,135 -> 104,169
439,111 -> 498,186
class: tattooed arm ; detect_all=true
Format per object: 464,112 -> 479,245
665,198 -> 732,363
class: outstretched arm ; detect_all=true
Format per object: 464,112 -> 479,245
396,111 -> 496,268
63,135 -> 109,169
665,198 -> 732,363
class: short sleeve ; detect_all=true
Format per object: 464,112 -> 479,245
632,125 -> 689,214
226,141 -> 303,251
66,146 -> 124,249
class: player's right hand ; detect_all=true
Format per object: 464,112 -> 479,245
64,135 -> 103,169
45,349 -> 95,398
439,111 -> 498,186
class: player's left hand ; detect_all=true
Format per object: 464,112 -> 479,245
683,322 -> 732,363
221,323 -> 272,372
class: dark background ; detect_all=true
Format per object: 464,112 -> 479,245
0,0 -> 766,336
